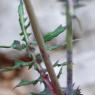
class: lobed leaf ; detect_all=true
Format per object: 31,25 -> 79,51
15,76 -> 42,88
44,25 -> 66,42
14,60 -> 34,68
18,0 -> 31,44
0,60 -> 34,73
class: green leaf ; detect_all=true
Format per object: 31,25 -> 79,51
11,40 -> 22,50
44,25 -> 66,42
11,40 -> 27,50
25,22 -> 31,29
0,61 -> 34,72
28,61 -> 34,69
18,0 -> 29,44
14,60 -> 34,69
15,76 -> 42,88
0,67 -> 15,72
19,31 -> 24,36
41,61 -> 67,73
22,36 -> 26,42
55,62 -> 67,79
36,54 -> 42,63
46,45 -> 62,51
34,64 -> 39,70
21,44 -> 27,49
53,62 -> 67,67
57,67 -> 63,79
15,80 -> 33,88
31,87 -> 52,95
53,60 -> 59,67
32,77 -> 42,85
73,87 -> 83,95
24,17 -> 28,22
27,33 -> 31,37
0,45 -> 11,48
18,0 -> 24,16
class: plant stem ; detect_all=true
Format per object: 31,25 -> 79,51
24,0 -> 63,95
66,0 -> 74,95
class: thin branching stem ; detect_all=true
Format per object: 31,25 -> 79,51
24,0 -> 63,95
66,0 -> 74,95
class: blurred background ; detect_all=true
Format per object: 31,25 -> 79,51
0,0 -> 95,95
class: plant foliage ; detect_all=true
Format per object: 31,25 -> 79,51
0,0 -> 84,95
